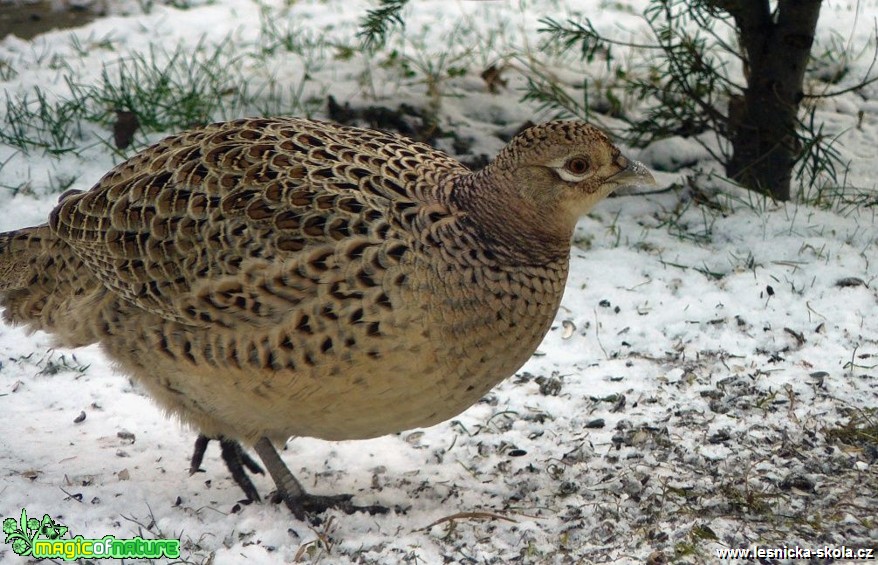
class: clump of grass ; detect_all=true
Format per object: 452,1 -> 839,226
808,28 -> 864,85
74,39 -> 244,135
825,410 -> 878,454
0,87 -> 88,155
135,0 -> 215,15
244,11 -> 333,118
518,60 -> 591,122
358,4 -> 509,103
258,11 -> 331,58
377,39 -> 472,102
0,58 -> 17,81
1,39 -> 246,159
68,31 -> 118,58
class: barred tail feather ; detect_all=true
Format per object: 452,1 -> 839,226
0,228 -> 43,291
0,225 -> 107,347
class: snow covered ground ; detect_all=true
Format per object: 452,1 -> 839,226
0,0 -> 876,563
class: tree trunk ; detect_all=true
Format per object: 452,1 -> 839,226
717,0 -> 822,201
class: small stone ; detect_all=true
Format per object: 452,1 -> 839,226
536,376 -> 562,396
779,473 -> 815,492
835,277 -> 866,288
557,481 -> 578,496
708,430 -> 731,444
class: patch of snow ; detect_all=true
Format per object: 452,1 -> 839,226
1,0 -> 876,563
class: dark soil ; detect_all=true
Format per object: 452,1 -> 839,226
0,0 -> 100,40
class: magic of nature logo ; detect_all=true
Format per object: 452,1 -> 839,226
3,508 -> 180,561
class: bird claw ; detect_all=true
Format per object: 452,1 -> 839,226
270,491 -> 389,522
189,435 -> 264,503
192,435 -> 388,520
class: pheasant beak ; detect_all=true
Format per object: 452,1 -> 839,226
608,155 -> 656,190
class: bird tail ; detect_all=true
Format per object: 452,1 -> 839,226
0,227 -> 46,292
0,226 -> 104,346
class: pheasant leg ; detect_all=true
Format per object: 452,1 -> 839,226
189,434 -> 210,475
252,436 -> 388,521
189,434 -> 264,503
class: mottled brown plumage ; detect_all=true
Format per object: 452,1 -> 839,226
0,117 -> 653,518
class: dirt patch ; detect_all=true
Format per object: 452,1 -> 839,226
326,95 -> 502,170
0,0 -> 100,40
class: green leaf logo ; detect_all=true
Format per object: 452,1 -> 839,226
39,514 -> 68,540
2,509 -> 68,556
3,509 -> 35,557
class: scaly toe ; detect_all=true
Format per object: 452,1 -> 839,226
271,491 -> 388,522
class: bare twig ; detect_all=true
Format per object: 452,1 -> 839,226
422,510 -> 519,531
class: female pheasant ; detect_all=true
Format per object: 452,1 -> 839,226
0,118 -> 654,519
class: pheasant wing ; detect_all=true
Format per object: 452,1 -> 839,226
50,118 -> 463,328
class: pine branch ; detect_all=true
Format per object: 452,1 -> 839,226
358,0 -> 409,51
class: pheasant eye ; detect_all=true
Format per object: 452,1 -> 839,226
564,157 -> 589,175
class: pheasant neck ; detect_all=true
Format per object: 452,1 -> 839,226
449,170 -> 573,267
